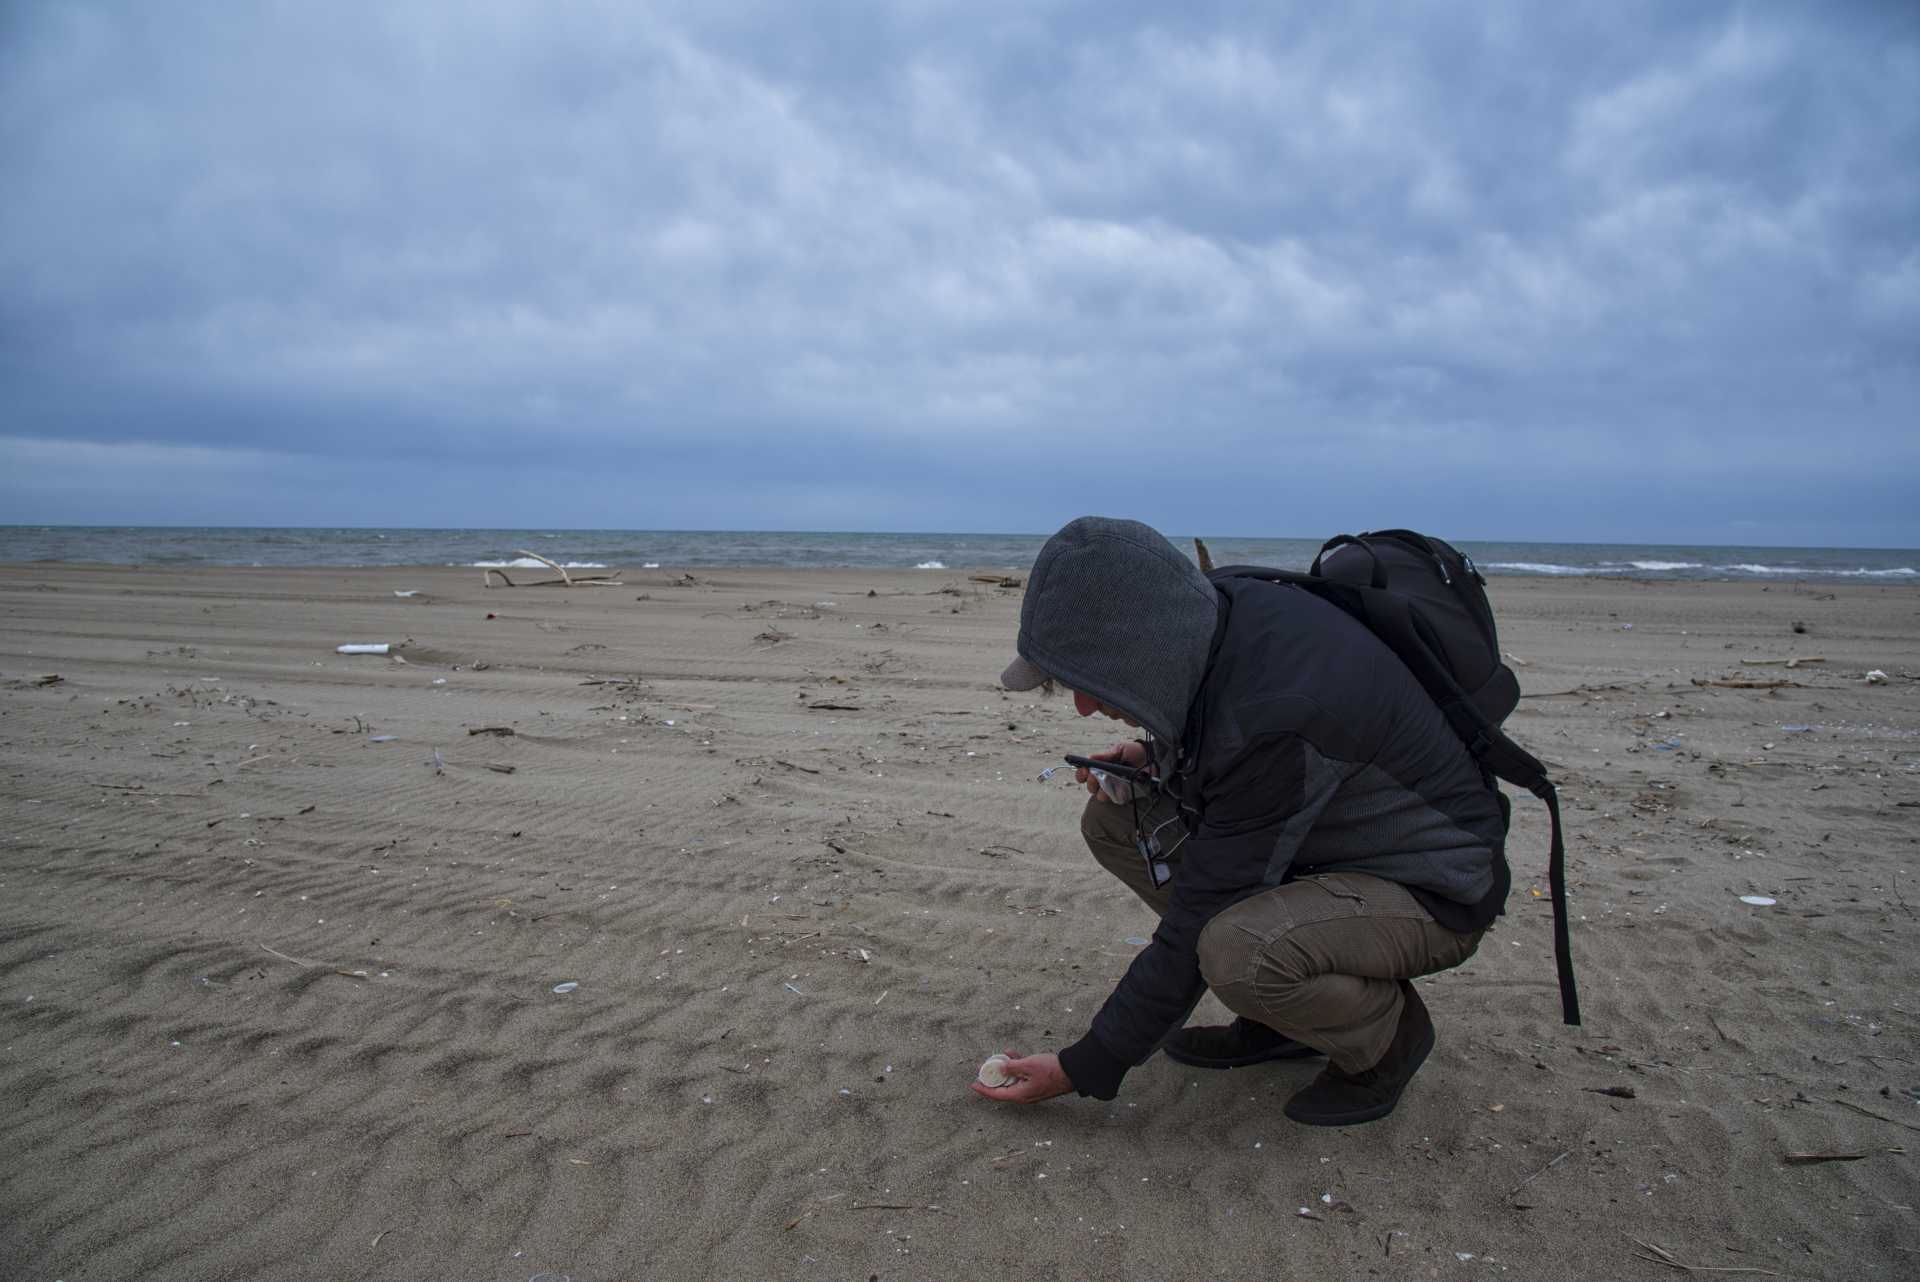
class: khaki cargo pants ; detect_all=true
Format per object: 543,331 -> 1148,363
1083,792 -> 1484,1074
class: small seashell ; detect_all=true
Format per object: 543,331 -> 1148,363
977,1053 -> 1017,1088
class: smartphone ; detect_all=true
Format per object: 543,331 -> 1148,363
1063,753 -> 1153,784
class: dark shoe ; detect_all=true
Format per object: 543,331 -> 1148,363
1282,983 -> 1435,1126
1163,1017 -> 1324,1069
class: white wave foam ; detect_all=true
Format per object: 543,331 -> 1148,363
915,560 -> 947,569
1628,560 -> 1703,571
471,558 -> 609,569
1716,564 -> 1915,577
643,562 -> 660,568
1484,561 -> 1586,575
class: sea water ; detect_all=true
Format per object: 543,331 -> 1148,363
0,526 -> 1914,583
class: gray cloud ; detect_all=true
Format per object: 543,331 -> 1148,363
3,0 -> 1916,543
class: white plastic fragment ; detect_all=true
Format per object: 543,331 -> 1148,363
1865,669 -> 1889,684
336,643 -> 390,655
1739,895 -> 1777,907
551,981 -> 579,994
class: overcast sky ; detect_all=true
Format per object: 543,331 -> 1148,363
3,1 -> 1916,545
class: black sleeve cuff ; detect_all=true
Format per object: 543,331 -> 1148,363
1058,1032 -> 1129,1101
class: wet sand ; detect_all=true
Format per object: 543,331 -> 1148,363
1,561 -> 1915,1280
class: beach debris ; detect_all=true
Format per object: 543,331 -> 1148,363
32,673 -> 63,685
1505,1149 -> 1570,1205
969,574 -> 1025,588
1584,1085 -> 1637,1099
1779,725 -> 1814,733
336,643 -> 390,655
468,726 -> 515,736
1826,1098 -> 1920,1133
481,549 -> 622,588
369,735 -> 397,743
1739,895 -> 1777,907
1865,669 -> 1890,684
783,982 -> 807,996
1125,936 -> 1150,947
258,941 -> 314,968
1781,1152 -> 1872,1165
977,1054 -> 1018,1088
1691,677 -> 1799,690
551,981 -> 579,994
804,702 -> 861,712
1192,538 -> 1215,572
1626,1235 -> 1776,1276
483,763 -> 516,774
392,590 -> 420,598
426,748 -> 445,774
1740,656 -> 1825,668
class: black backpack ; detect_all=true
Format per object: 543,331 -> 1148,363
1211,530 -> 1581,1026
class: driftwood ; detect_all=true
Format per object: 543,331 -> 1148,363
1692,678 -> 1801,690
483,550 -> 623,588
1193,538 -> 1214,573
968,574 -> 1024,588
1740,657 -> 1825,668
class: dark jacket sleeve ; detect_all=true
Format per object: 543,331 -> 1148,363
1059,733 -> 1342,1100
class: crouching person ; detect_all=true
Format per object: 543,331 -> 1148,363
972,517 -> 1508,1125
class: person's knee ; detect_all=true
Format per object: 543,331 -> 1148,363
1197,910 -> 1274,1000
1200,902 -> 1323,1017
1079,794 -> 1132,855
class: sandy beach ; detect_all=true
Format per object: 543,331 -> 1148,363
1,560 -> 1915,1281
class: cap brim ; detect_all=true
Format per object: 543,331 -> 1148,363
999,656 -> 1051,691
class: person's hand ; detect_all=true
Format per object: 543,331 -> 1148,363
968,1051 -> 1074,1104
1075,740 -> 1148,800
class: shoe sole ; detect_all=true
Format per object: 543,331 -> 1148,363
1163,1041 -> 1325,1070
1281,1017 -> 1435,1127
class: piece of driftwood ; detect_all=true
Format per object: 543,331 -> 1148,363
968,574 -> 1024,588
1691,678 -> 1801,690
482,549 -> 623,588
1193,538 -> 1214,572
1740,657 -> 1825,668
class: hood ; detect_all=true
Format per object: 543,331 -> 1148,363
1013,517 -> 1221,746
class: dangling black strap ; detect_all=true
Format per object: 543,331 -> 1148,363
1536,779 -> 1581,1026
